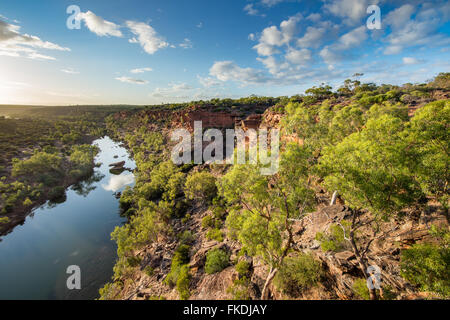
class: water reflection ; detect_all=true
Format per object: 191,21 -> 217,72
0,136 -> 135,300
102,173 -> 135,192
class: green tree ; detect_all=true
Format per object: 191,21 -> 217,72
184,171 -> 217,203
221,143 -> 315,299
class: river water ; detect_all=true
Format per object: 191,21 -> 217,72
0,136 -> 135,300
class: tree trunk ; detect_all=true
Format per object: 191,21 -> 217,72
330,191 -> 338,206
261,267 -> 278,300
348,209 -> 377,300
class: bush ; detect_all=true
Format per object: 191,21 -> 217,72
202,215 -> 214,229
352,278 -> 370,300
400,242 -> 450,298
176,265 -> 191,300
235,260 -> 251,278
315,222 -> 351,252
205,248 -> 229,274
144,266 -> 154,277
178,230 -> 195,245
181,213 -> 191,224
23,197 -> 33,206
164,245 -> 191,287
206,228 -> 224,242
274,254 -> 323,297
184,172 -> 217,203
48,186 -> 65,200
227,277 -> 252,300
0,217 -> 9,224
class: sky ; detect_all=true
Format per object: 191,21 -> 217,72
0,0 -> 449,105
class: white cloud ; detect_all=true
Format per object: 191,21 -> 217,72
323,0 -> 378,25
261,0 -> 284,7
197,75 -> 222,88
402,57 -> 422,65
253,13 -> 302,56
338,25 -> 367,49
150,82 -> 193,98
130,67 -> 153,74
115,76 -> 148,84
306,13 -> 321,22
383,3 -> 450,55
77,11 -> 122,37
0,19 -> 70,60
102,173 -> 134,192
244,4 -> 263,17
126,21 -> 169,54
384,4 -> 415,30
285,48 -> 312,65
197,22 -> 203,28
297,26 -> 327,48
61,68 -> 80,74
209,61 -> 267,85
248,33 -> 256,41
179,38 -> 193,49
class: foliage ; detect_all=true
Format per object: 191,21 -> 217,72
274,254 -> 323,297
406,100 -> 449,209
227,277 -> 252,300
206,228 -> 224,242
352,278 -> 370,300
205,248 -> 229,274
235,260 -> 251,278
319,115 -> 422,218
400,227 -> 450,298
315,221 -> 352,252
164,244 -> 191,287
184,171 -> 217,203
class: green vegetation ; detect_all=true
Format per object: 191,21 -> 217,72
274,254 -> 323,297
227,277 -> 252,300
205,248 -> 229,274
0,107 -> 107,228
315,221 -> 352,252
352,278 -> 370,300
164,244 -> 191,300
184,171 -> 217,204
400,227 -> 450,298
98,73 -> 449,300
235,260 -> 251,278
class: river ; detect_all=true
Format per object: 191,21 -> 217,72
0,136 -> 135,300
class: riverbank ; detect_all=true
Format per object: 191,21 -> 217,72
0,135 -> 100,238
0,136 -> 136,299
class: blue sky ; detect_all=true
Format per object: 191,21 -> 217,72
0,0 -> 449,105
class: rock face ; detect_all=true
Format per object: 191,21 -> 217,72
110,105 -> 448,301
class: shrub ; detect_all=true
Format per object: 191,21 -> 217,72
184,172 -> 217,203
23,197 -> 33,207
274,254 -> 323,297
165,244 -> 191,287
205,248 -> 229,274
178,230 -> 195,245
352,278 -> 370,300
227,277 -> 252,300
202,215 -> 214,229
176,265 -> 191,300
0,217 -> 9,224
315,221 -> 351,252
48,186 -> 65,200
144,266 -> 154,277
400,242 -> 449,298
181,213 -> 191,224
235,260 -> 251,278
206,228 -> 224,242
